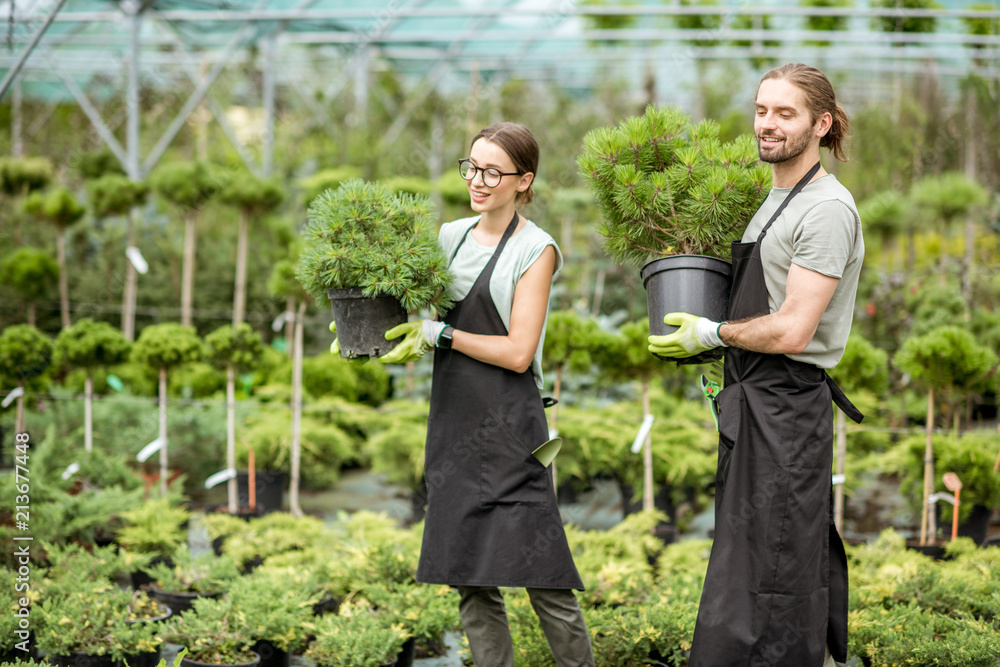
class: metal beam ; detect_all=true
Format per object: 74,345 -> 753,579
45,53 -> 130,168
0,0 -> 71,100
141,0 -> 271,176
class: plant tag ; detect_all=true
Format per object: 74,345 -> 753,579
205,468 -> 237,489
137,438 -> 164,462
831,474 -> 846,486
631,414 -> 655,454
126,246 -> 149,275
61,462 -> 80,480
2,386 -> 24,408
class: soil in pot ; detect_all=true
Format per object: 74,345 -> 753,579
641,255 -> 732,365
328,288 -> 407,359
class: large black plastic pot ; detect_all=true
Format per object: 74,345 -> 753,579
180,651 -> 260,667
640,255 -> 732,365
236,470 -> 287,515
327,288 -> 407,359
250,640 -> 289,667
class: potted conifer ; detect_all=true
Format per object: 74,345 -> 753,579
577,105 -> 770,362
295,179 -> 453,358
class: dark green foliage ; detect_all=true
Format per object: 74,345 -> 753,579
131,323 -> 203,371
963,3 -> 999,42
893,325 -> 997,397
602,320 -> 665,382
0,246 -> 58,302
54,318 -> 131,370
0,324 -> 53,381
578,105 -> 770,265
118,497 -> 190,557
858,189 -> 910,243
298,166 -> 363,204
872,0 -> 941,35
305,603 -> 407,667
203,323 -> 264,373
268,257 -> 308,301
544,310 -> 615,376
911,171 -> 990,229
905,286 -> 967,337
23,187 -> 86,229
801,0 -> 852,45
218,173 -> 285,214
0,155 -> 53,194
580,0 -> 639,31
296,179 -> 453,313
74,148 -> 125,179
829,333 -> 889,395
87,174 -> 148,218
150,161 -> 226,210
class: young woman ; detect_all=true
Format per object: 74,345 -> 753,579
381,122 -> 594,667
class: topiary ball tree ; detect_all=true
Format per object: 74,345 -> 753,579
0,246 -> 58,325
131,323 -> 203,495
893,325 -> 998,544
219,174 -> 286,326
295,179 -> 453,314
577,104 -> 771,266
0,324 -> 53,435
54,318 -> 132,452
150,161 -> 226,327
204,323 -> 264,513
24,187 -> 86,329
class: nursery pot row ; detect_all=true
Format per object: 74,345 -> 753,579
641,255 -> 732,364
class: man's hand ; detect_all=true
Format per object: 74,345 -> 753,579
647,312 -> 726,358
329,321 -> 339,355
379,320 -> 447,364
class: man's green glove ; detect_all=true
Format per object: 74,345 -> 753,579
379,320 -> 447,364
647,312 -> 726,359
329,321 -> 339,355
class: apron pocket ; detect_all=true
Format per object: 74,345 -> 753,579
479,419 -> 551,507
715,385 -> 743,493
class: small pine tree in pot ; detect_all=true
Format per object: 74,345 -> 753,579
295,179 -> 453,358
578,105 -> 770,363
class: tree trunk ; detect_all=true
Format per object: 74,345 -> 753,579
227,365 -> 237,514
15,380 -> 25,436
834,408 -> 847,533
642,376 -> 654,513
181,213 -> 197,327
233,211 -> 249,326
57,227 -> 70,329
284,296 -> 295,357
84,374 -> 93,453
591,267 -> 606,318
961,85 -> 976,319
289,300 -> 306,517
159,367 -> 169,497
920,388 -> 935,546
26,302 -> 35,327
122,209 -> 139,341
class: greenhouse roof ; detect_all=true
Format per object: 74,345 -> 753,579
1,0 -> 997,177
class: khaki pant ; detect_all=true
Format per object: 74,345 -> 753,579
457,586 -> 595,667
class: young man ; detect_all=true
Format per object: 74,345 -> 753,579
649,63 -> 865,666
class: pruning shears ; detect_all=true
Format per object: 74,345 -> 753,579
701,374 -> 720,431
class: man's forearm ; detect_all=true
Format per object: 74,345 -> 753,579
719,312 -> 815,355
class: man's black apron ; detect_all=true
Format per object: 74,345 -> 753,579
416,212 -> 583,590
689,163 -> 863,667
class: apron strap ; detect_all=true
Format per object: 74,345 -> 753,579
824,372 -> 864,424
756,161 -> 822,244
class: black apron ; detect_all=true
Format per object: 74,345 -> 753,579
689,164 -> 863,667
415,212 -> 583,590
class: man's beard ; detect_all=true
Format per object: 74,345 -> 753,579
757,130 -> 812,164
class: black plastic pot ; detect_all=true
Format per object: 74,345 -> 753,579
180,651 -> 260,667
150,589 -> 222,616
327,288 -> 407,359
250,640 -> 289,667
130,555 -> 174,591
395,638 -> 416,667
117,649 -> 161,667
47,652 -> 116,667
236,470 -> 287,515
640,255 -> 732,365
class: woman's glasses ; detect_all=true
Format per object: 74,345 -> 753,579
458,159 -> 522,188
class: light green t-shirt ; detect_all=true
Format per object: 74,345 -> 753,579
438,216 -> 563,389
742,174 -> 864,369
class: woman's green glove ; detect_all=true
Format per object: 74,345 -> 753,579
328,321 -> 339,355
647,312 -> 726,358
379,320 -> 446,364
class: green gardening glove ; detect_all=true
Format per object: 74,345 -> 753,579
328,321 -> 339,355
647,312 -> 726,359
379,320 -> 446,364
